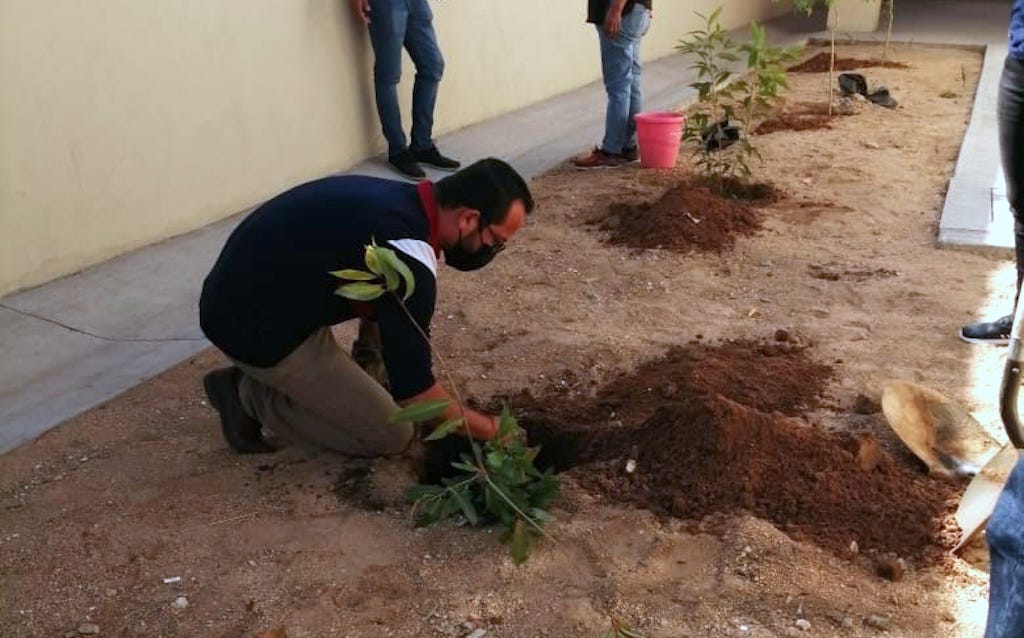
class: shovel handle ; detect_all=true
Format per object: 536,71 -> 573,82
1000,301 -> 1024,449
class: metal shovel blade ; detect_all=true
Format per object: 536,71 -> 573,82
881,381 -> 1001,478
953,443 -> 1019,551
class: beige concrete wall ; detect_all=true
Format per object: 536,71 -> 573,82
0,0 -> 790,296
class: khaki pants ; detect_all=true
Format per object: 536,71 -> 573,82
234,328 -> 413,457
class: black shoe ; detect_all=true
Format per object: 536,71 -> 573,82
960,314 -> 1013,345
203,367 -> 276,454
621,146 -> 639,162
411,145 -> 461,171
387,150 -> 427,181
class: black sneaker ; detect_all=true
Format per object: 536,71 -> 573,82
411,145 -> 461,171
203,367 -> 276,453
960,314 -> 1013,345
622,146 -> 639,162
387,150 -> 427,181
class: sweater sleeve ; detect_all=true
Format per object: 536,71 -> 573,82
375,240 -> 438,401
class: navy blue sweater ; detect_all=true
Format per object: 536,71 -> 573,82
199,176 -> 440,400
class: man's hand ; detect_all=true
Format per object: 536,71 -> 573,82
404,382 -> 499,441
604,0 -> 628,38
604,10 -> 622,38
349,0 -> 371,25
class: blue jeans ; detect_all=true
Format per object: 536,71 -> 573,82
987,457 -> 1024,637
596,4 -> 650,155
367,0 -> 444,157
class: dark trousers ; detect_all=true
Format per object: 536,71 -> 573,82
1000,56 -> 1024,297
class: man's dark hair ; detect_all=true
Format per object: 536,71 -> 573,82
434,158 -> 535,225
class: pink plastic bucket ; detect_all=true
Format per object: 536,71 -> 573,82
635,111 -> 685,169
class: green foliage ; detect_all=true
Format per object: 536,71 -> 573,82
407,406 -> 561,565
389,398 -> 452,424
331,234 -> 561,565
676,9 -> 799,186
729,22 -> 803,179
676,7 -> 743,183
330,239 -> 416,302
598,617 -> 648,638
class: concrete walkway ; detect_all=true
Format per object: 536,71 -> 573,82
0,1 -> 1012,453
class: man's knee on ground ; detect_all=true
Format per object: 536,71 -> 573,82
365,421 -> 414,456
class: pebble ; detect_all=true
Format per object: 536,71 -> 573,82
77,624 -> 100,635
866,614 -> 891,630
876,556 -> 905,582
795,619 -> 811,631
172,596 -> 189,609
464,630 -> 487,638
841,616 -> 854,629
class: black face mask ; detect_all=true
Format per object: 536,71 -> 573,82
443,227 -> 505,272
443,241 -> 500,271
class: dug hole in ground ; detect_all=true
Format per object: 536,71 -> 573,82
0,43 -> 1010,637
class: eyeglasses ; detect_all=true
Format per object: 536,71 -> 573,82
478,224 -> 507,256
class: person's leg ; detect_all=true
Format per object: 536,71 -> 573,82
962,56 -> 1024,344
1002,56 -> 1024,307
367,0 -> 410,157
624,7 -> 651,155
404,0 -> 443,153
403,0 -> 459,170
597,22 -> 633,156
599,5 -> 649,155
236,328 -> 413,457
985,458 -> 1024,637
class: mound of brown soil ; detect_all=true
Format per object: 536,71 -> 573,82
602,180 -> 770,253
505,337 -> 959,560
755,113 -> 834,134
789,52 -> 910,73
509,338 -> 833,442
586,395 -> 959,560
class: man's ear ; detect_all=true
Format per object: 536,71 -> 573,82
457,207 -> 482,233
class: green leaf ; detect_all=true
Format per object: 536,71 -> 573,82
416,495 -> 448,526
375,246 -> 417,300
496,405 -> 520,440
451,461 -> 478,474
528,508 -> 555,524
508,520 -> 532,565
406,484 -> 445,503
328,268 -> 378,281
423,417 -> 464,441
486,449 -> 504,471
389,398 -> 451,424
335,281 -> 385,301
451,488 -> 479,525
363,243 -> 383,275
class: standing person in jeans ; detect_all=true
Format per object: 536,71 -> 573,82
573,0 -> 652,169
961,0 -> 1024,344
350,0 -> 460,180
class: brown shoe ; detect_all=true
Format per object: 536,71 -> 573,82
202,367 -> 276,454
572,147 -> 627,169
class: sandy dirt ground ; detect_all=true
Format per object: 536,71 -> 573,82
1,43 -> 1013,637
